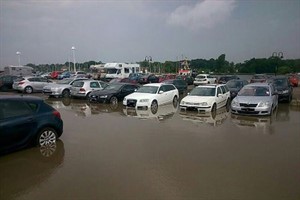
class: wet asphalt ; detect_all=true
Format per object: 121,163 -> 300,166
0,89 -> 300,200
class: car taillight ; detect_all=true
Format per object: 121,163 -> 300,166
18,81 -> 25,85
79,88 -> 85,92
53,110 -> 61,119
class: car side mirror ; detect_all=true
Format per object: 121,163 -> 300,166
159,90 -> 164,94
134,89 -> 137,92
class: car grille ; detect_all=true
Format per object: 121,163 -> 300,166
185,102 -> 200,106
240,103 -> 257,107
127,99 -> 137,107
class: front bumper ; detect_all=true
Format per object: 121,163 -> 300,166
231,105 -> 272,116
180,104 -> 211,112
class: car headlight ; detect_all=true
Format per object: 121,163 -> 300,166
258,101 -> 271,107
180,101 -> 185,105
231,100 -> 239,107
199,102 -> 208,106
139,99 -> 149,102
282,90 -> 289,94
100,95 -> 108,98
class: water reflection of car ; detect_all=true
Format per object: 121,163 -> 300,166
0,96 -> 63,155
123,103 -> 177,121
88,83 -> 139,105
123,83 -> 179,114
268,76 -> 293,103
226,79 -> 249,99
179,106 -> 230,126
231,82 -> 278,116
43,78 -> 88,97
230,114 -> 274,134
0,140 -> 64,200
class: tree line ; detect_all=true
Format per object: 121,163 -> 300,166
26,54 -> 300,75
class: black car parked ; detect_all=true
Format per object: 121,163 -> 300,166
226,79 -> 249,99
0,96 -> 63,155
0,75 -> 19,91
88,83 -> 139,104
269,76 -> 293,102
163,79 -> 188,94
138,74 -> 159,84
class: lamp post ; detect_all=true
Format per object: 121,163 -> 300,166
16,51 -> 21,66
272,52 -> 283,76
71,46 -> 76,72
145,56 -> 152,73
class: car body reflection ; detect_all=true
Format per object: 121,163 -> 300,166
179,106 -> 230,126
0,140 -> 64,200
123,103 -> 177,122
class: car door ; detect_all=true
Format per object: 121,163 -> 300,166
119,85 -> 136,100
215,86 -> 225,108
157,85 -> 169,105
38,77 -> 50,91
28,77 -> 39,90
0,100 -> 37,153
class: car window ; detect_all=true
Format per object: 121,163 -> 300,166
159,85 -> 167,92
0,101 -> 33,119
100,82 -> 109,88
90,82 -> 100,88
217,87 -> 222,95
72,81 -> 84,87
28,78 -> 37,82
165,84 -> 176,91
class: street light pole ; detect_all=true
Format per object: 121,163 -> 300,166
145,56 -> 152,73
16,51 -> 21,66
71,46 -> 76,72
272,52 -> 283,76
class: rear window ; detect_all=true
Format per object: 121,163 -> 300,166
0,100 -> 33,119
73,81 -> 84,87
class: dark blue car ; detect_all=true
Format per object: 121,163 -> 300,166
0,96 -> 63,155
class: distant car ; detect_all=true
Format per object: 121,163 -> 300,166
109,78 -> 130,84
138,74 -> 159,84
158,74 -> 177,83
13,76 -> 53,94
58,71 -> 73,80
231,82 -> 278,116
43,78 -> 88,97
217,75 -> 239,84
89,83 -> 139,104
0,75 -> 19,91
176,75 -> 194,85
288,74 -> 299,87
123,83 -> 179,114
0,95 -> 63,155
180,84 -> 231,113
70,71 -> 87,78
50,71 -> 63,79
128,73 -> 145,84
70,79 -> 109,99
226,79 -> 249,99
269,76 -> 293,103
163,79 -> 187,94
250,74 -> 268,83
193,74 -> 217,85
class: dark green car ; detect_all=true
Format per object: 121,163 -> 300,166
163,79 -> 188,94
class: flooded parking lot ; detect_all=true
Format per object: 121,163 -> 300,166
1,92 -> 300,200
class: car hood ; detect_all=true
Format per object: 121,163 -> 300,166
275,86 -> 288,91
234,96 -> 271,103
181,95 -> 215,103
125,92 -> 155,100
90,89 -> 117,96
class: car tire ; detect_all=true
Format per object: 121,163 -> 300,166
150,100 -> 158,114
24,86 -> 33,94
86,92 -> 91,99
62,89 -> 70,97
36,127 -> 58,147
225,99 -> 230,110
211,103 -> 217,113
110,96 -> 118,110
173,96 -> 178,108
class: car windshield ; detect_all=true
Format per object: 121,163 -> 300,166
196,75 -> 206,79
238,86 -> 270,96
226,81 -> 242,89
136,86 -> 158,94
57,79 -> 73,84
189,87 -> 216,96
273,79 -> 288,87
104,84 -> 123,90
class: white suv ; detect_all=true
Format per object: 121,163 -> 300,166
180,84 -> 230,113
193,74 -> 216,86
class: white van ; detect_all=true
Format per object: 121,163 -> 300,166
3,66 -> 33,76
104,63 -> 140,80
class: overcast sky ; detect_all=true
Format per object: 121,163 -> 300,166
0,0 -> 299,66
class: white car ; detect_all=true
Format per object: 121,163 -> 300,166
180,84 -> 231,112
123,83 -> 179,113
193,74 -> 217,85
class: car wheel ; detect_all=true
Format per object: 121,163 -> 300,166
86,92 -> 91,99
62,89 -> 70,97
150,100 -> 158,114
225,99 -> 230,110
109,96 -> 119,110
211,103 -> 217,113
36,127 -> 57,146
173,96 -> 178,108
24,86 -> 33,94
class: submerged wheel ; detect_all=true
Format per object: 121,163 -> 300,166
62,89 -> 70,97
24,86 -> 33,94
211,103 -> 217,112
173,96 -> 178,107
150,100 -> 158,114
36,127 -> 57,146
110,96 -> 118,109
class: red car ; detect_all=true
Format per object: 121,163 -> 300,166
158,74 -> 177,82
50,71 -> 63,79
288,74 -> 299,87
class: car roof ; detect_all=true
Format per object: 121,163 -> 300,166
246,82 -> 271,87
196,84 -> 225,88
144,83 -> 168,87
0,95 -> 43,102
